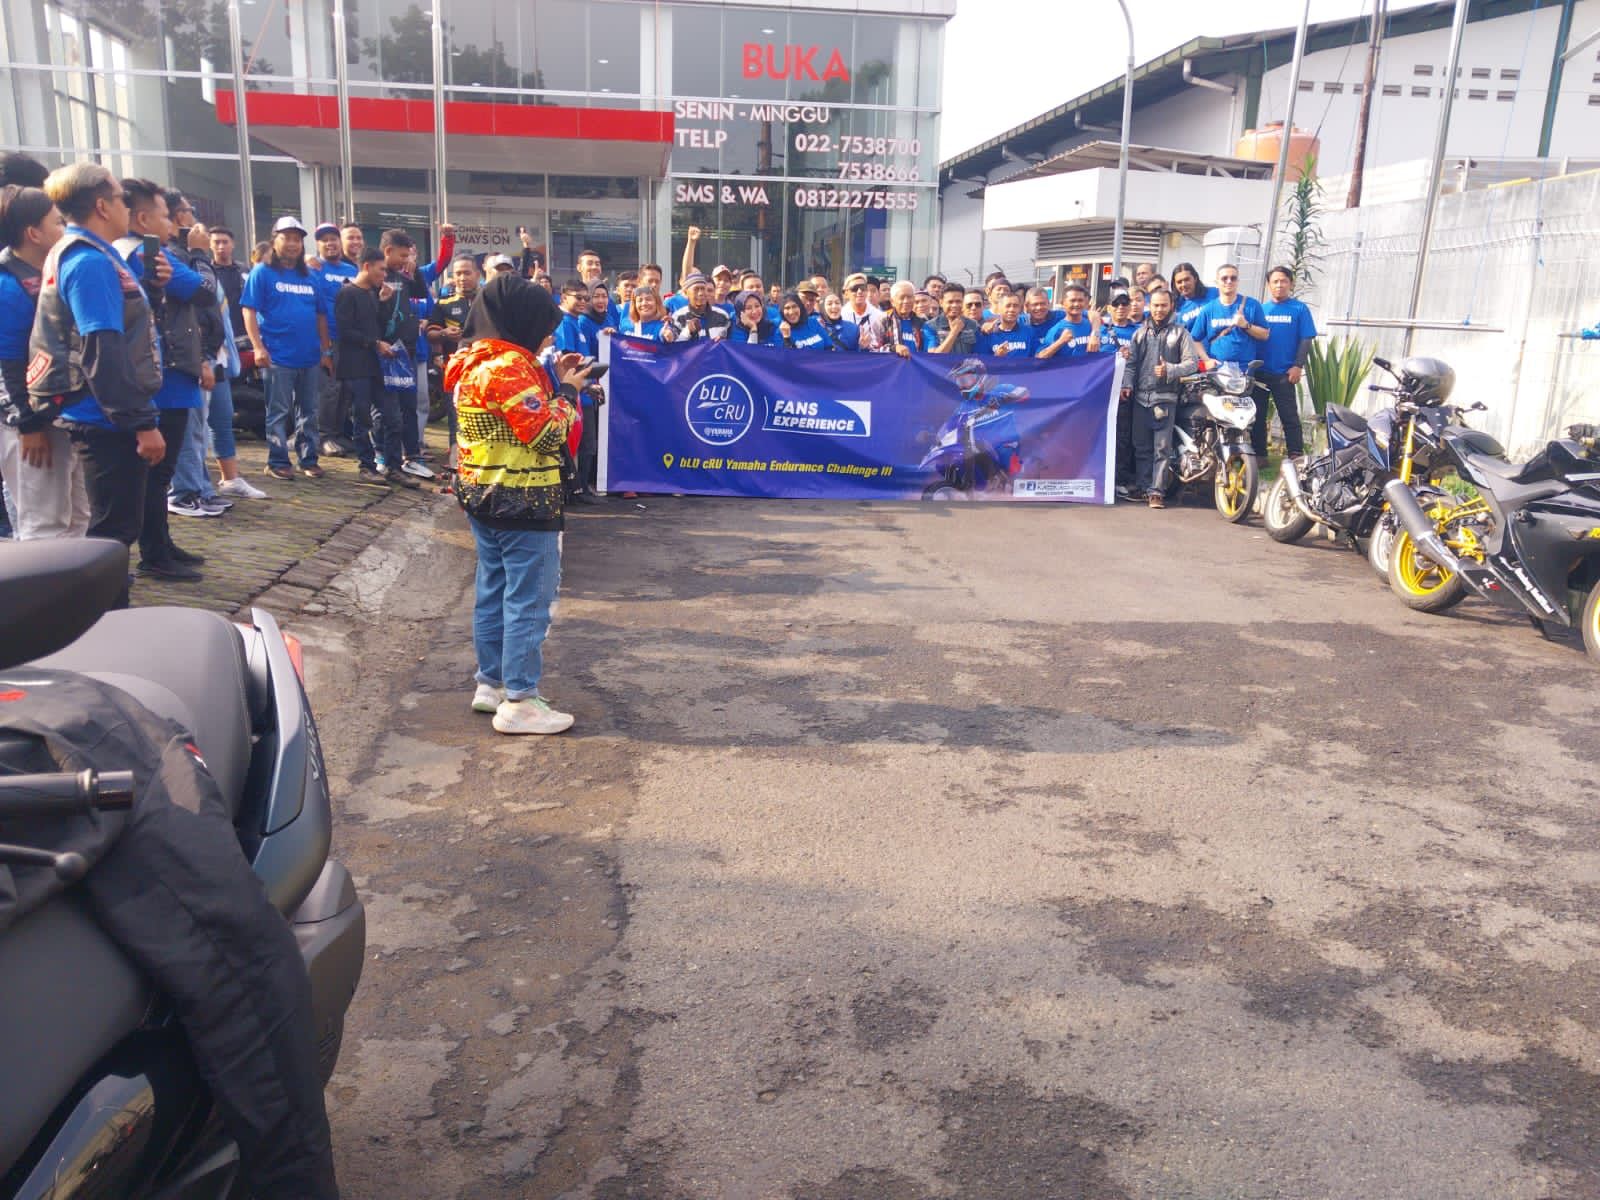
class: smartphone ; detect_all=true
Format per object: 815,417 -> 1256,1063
585,363 -> 609,382
141,234 -> 162,280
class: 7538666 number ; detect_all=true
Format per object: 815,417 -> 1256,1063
792,188 -> 920,210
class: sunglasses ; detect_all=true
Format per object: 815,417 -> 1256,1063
963,300 -> 983,308
847,284 -> 866,292
1219,274 -> 1238,282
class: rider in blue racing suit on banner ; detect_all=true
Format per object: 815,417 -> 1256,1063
948,357 -> 1029,477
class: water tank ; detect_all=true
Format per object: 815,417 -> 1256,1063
1235,122 -> 1321,180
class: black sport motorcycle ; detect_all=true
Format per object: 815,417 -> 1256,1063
0,539 -> 365,1197
1261,356 -> 1466,557
1383,423 -> 1600,660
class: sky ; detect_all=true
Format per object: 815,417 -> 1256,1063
938,0 -> 1435,162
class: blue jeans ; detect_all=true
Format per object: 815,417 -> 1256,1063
469,519 -> 561,700
265,363 -> 321,470
209,374 -> 237,462
169,403 -> 207,502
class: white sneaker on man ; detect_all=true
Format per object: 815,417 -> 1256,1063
217,477 -> 269,500
491,696 -> 574,735
401,459 -> 436,480
471,683 -> 505,714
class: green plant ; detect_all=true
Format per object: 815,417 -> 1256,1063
1281,156 -> 1325,298
1304,336 -> 1376,443
1440,472 -> 1480,501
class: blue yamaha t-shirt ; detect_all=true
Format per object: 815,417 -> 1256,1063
1261,296 -> 1318,374
58,227 -> 161,427
785,315 -> 831,350
1190,295 -> 1267,365
886,319 -> 935,353
819,319 -> 860,351
977,322 -> 1033,357
1042,316 -> 1098,357
1102,320 -> 1140,352
1175,285 -> 1218,330
619,317 -> 670,341
313,257 -> 357,339
241,262 -> 328,368
553,311 -> 599,357
0,262 -> 36,362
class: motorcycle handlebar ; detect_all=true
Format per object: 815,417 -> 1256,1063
0,768 -> 137,818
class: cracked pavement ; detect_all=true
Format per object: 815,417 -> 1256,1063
301,494 -> 1600,1199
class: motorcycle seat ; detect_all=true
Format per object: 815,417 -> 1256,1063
34,608 -> 253,820
1326,403 -> 1368,442
1463,452 -> 1567,504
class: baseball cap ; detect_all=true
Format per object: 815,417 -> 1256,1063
711,264 -> 733,278
796,282 -> 819,296
272,215 -> 309,236
484,253 -> 514,271
312,221 -> 339,239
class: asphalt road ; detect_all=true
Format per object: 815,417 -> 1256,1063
301,493 -> 1600,1200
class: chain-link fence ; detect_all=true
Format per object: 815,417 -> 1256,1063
1302,168 -> 1600,458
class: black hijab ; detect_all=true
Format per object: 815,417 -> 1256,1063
462,272 -> 562,356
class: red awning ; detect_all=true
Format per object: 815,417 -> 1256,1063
216,91 -> 674,177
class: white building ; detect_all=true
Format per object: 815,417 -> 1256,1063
938,0 -> 1600,295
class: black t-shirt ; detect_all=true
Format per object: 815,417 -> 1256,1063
383,267 -> 429,350
213,261 -> 246,337
433,292 -> 473,355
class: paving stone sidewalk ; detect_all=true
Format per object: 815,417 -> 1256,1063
133,428 -> 448,617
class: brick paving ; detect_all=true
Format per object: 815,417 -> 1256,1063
132,428 -> 448,617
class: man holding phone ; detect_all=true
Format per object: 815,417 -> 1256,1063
27,163 -> 167,607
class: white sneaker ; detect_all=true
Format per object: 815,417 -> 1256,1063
401,459 -> 436,479
491,696 -> 574,735
217,477 -> 269,500
471,683 -> 505,714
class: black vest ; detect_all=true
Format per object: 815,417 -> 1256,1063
28,231 -> 162,405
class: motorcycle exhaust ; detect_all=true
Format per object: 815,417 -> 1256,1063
1381,479 -> 1468,580
1279,458 -> 1331,527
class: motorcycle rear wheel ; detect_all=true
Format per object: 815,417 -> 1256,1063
1582,580 -> 1600,664
922,482 -> 970,501
1368,513 -> 1398,579
1213,454 -> 1258,524
1388,529 -> 1468,613
1263,475 -> 1312,543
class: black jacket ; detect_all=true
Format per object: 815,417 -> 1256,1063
213,261 -> 246,337
334,284 -> 383,380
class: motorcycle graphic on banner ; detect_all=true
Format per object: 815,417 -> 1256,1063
599,336 -> 1121,503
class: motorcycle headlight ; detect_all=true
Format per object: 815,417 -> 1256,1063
1225,378 -> 1251,396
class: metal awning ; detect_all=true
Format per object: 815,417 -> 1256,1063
1002,141 -> 1277,185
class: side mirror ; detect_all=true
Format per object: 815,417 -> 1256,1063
1373,356 -> 1392,371
0,539 -> 128,669
1247,359 -> 1264,371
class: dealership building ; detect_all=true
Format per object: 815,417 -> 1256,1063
0,0 -> 951,283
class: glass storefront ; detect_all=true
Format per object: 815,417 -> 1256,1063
0,0 -> 944,285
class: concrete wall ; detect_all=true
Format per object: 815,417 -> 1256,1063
1256,0 -> 1600,175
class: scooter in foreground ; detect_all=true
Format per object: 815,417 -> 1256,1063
0,539 -> 365,1198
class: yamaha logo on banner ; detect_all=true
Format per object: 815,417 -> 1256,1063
684,374 -> 756,447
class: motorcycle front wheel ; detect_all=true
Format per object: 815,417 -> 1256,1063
1368,512 -> 1398,579
1388,529 -> 1468,613
1263,475 -> 1313,543
1582,580 -> 1600,664
1213,453 -> 1258,524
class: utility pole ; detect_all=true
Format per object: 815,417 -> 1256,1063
1347,0 -> 1386,210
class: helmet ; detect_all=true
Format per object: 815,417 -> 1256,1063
949,357 -> 988,395
1398,356 -> 1456,405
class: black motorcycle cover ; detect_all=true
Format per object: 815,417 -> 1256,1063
0,669 -> 339,1200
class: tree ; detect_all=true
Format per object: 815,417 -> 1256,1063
1280,155 -> 1325,299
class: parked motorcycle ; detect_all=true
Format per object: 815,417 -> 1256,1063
0,539 -> 365,1197
1383,423 -> 1600,660
1262,356 -> 1461,554
1173,360 -> 1260,522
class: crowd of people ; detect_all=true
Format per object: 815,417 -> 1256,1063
0,149 -> 1318,697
